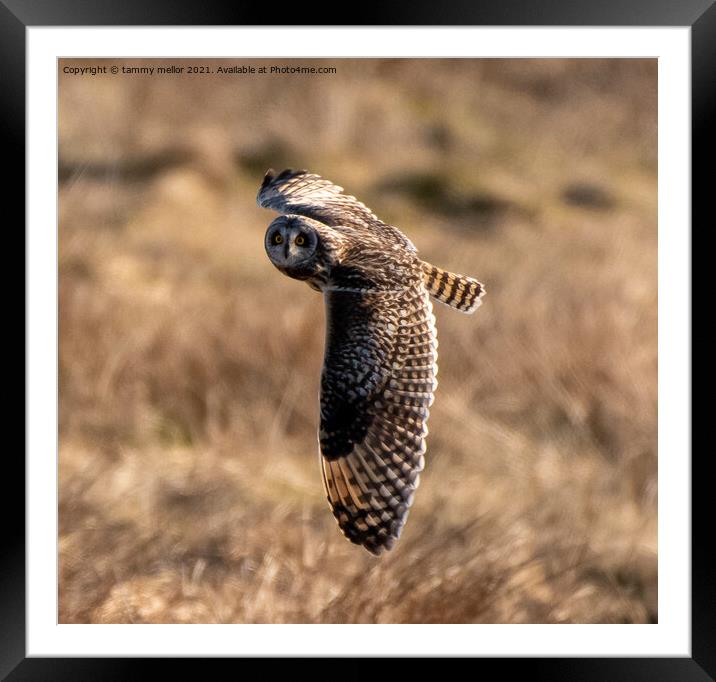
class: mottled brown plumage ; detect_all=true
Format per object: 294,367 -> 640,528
259,169 -> 485,555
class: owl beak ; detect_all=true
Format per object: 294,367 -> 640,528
283,242 -> 289,260
286,241 -> 308,262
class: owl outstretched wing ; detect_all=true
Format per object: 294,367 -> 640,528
319,283 -> 438,555
257,168 -> 414,249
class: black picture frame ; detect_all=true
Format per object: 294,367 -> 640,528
8,0 -> 706,678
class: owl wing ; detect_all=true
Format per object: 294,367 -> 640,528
319,283 -> 437,555
257,168 -> 414,249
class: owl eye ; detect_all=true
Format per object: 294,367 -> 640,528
272,233 -> 283,245
295,234 -> 306,246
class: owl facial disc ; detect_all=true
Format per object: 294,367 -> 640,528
264,216 -> 320,278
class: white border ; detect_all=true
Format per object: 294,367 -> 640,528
28,27 -> 691,657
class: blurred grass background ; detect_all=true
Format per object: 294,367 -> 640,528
58,58 -> 657,624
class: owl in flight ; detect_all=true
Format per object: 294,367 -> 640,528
258,169 -> 485,555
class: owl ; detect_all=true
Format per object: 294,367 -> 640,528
258,169 -> 485,555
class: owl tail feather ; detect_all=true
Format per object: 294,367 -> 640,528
421,261 -> 485,314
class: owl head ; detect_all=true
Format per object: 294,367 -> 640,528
264,215 -> 331,281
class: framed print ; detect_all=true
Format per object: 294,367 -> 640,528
10,0 -> 707,677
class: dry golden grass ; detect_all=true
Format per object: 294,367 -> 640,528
58,58 -> 657,624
